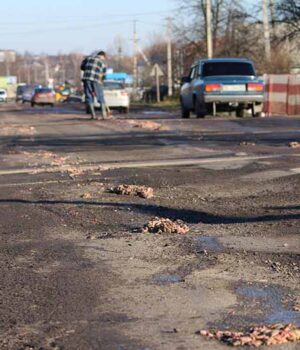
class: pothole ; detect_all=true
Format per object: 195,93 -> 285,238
152,273 -> 185,285
237,283 -> 300,326
194,236 -> 224,253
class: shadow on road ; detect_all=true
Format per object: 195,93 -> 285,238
0,199 -> 300,225
268,205 -> 300,210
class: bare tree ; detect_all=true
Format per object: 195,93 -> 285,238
276,0 -> 300,40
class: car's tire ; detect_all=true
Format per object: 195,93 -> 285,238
181,99 -> 190,119
195,96 -> 205,118
31,102 -> 35,107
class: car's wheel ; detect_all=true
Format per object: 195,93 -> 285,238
31,102 -> 35,107
195,96 -> 205,118
181,99 -> 190,119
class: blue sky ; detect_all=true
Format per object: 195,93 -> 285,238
0,0 -> 174,54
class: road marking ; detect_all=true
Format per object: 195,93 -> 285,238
0,154 -> 290,177
0,180 -> 66,188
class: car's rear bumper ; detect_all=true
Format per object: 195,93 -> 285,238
33,99 -> 55,104
95,97 -> 130,108
204,94 -> 264,104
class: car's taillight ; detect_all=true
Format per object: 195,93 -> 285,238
121,91 -> 128,96
248,83 -> 263,92
205,84 -> 222,92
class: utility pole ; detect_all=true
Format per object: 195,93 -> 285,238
166,17 -> 173,97
262,0 -> 271,61
269,0 -> 276,29
118,45 -> 122,71
5,61 -> 10,77
133,20 -> 138,89
44,57 -> 49,86
206,0 -> 213,59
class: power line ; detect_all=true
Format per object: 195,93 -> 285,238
0,10 -> 173,26
0,20 -> 134,36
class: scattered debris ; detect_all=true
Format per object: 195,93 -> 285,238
0,125 -> 36,136
67,167 -> 84,179
126,120 -> 165,131
143,217 -> 189,235
240,141 -> 256,146
198,324 -> 300,347
85,234 -> 98,240
81,193 -> 92,199
110,184 -> 154,199
294,304 -> 300,312
293,298 -> 300,312
289,141 -> 300,148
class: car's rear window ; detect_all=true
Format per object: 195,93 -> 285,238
202,62 -> 255,77
103,82 -> 123,90
36,88 -> 53,93
17,86 -> 26,94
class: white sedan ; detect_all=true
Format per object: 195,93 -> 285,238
0,89 -> 7,103
95,81 -> 130,113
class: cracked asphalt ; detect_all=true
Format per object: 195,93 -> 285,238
0,103 -> 299,349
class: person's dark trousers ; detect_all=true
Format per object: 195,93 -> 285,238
83,80 -> 107,119
94,81 -> 107,118
83,80 -> 96,119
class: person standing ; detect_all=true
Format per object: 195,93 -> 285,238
81,51 -> 107,120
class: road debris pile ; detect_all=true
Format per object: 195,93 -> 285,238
199,324 -> 300,347
240,141 -> 256,146
110,184 -> 154,199
126,120 -> 164,131
37,150 -> 68,166
293,298 -> 300,312
289,141 -> 300,148
22,150 -> 89,179
143,217 -> 189,235
0,125 -> 36,136
81,192 -> 92,199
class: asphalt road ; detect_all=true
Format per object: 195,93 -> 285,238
0,103 -> 299,350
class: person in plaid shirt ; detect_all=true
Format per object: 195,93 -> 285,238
81,51 -> 107,120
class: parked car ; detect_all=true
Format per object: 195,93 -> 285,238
93,81 -> 130,113
180,58 -> 264,118
0,89 -> 7,103
22,85 -> 42,104
31,88 -> 55,107
16,84 -> 27,102
143,85 -> 168,103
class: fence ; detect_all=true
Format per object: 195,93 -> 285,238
263,74 -> 300,116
